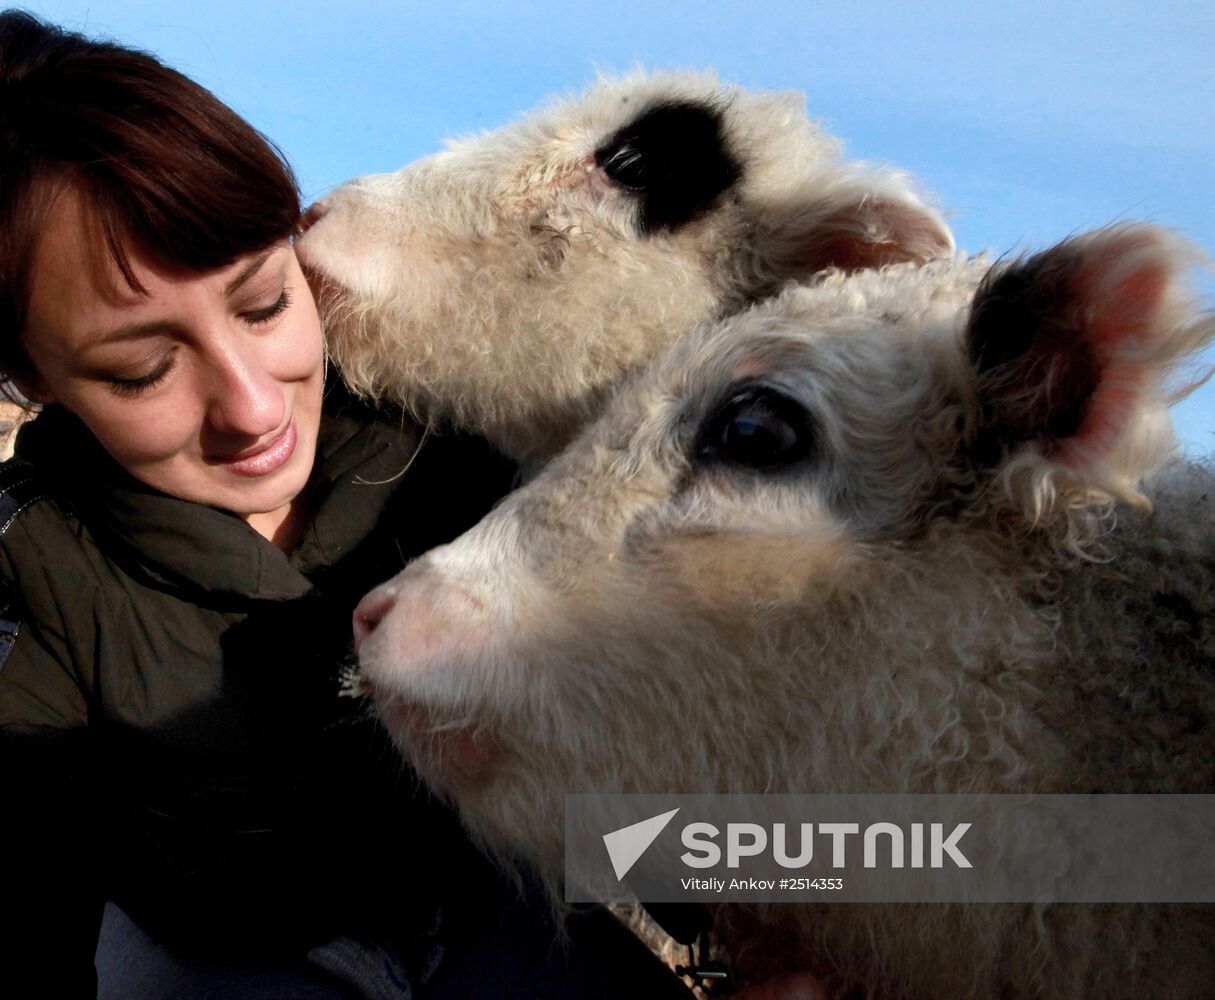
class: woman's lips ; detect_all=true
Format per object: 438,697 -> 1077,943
223,419 -> 297,477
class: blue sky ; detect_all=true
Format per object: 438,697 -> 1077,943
24,0 -> 1215,451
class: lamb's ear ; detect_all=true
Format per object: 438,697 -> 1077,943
750,172 -> 954,292
966,224 -> 1211,493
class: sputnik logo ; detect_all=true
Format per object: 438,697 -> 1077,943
602,807 -> 681,880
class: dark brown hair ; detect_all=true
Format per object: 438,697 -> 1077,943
0,9 -> 302,381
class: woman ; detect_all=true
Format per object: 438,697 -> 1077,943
0,11 -> 718,999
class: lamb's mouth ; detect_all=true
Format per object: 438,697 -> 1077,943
372,689 -> 500,787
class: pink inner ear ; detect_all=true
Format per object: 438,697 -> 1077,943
1085,248 -> 1168,346
795,200 -> 953,276
973,223 -> 1202,472
1057,363 -> 1143,468
1056,245 -> 1171,467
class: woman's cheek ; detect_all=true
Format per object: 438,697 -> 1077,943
83,390 -> 205,472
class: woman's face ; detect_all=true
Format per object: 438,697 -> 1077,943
19,185 -> 324,528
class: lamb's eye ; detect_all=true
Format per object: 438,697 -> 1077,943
592,101 -> 740,234
598,142 -> 649,191
694,385 -> 817,471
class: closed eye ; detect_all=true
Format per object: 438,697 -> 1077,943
106,351 -> 177,397
243,288 -> 292,326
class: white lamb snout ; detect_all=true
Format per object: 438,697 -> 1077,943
353,566 -> 491,680
351,583 -> 395,649
354,551 -> 536,791
296,199 -> 328,237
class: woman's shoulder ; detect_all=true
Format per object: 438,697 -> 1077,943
0,451 -> 84,572
0,455 -> 57,529
0,405 -> 95,539
0,455 -> 93,729
0,421 -> 118,691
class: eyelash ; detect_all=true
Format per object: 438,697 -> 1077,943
105,288 -> 293,397
107,354 -> 177,397
244,288 -> 292,326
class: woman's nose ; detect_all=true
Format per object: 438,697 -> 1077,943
204,352 -> 285,439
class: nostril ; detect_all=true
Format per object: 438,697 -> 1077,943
297,200 -> 329,237
353,588 -> 396,649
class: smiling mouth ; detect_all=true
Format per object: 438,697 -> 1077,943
221,419 -> 297,477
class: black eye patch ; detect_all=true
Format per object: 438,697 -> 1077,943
594,101 -> 741,234
694,383 -> 817,472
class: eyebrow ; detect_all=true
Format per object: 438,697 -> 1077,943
77,250 -> 281,350
224,250 -> 274,297
76,320 -> 171,349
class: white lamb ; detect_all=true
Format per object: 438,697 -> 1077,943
351,223 -> 1215,998
296,71 -> 951,462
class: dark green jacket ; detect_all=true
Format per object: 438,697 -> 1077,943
0,392 -> 515,997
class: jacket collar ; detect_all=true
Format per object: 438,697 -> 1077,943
14,387 -> 423,602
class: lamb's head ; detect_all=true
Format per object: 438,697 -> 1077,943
353,224 -> 1212,871
297,71 -> 952,461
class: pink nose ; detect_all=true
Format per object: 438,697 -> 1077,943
353,588 -> 397,649
297,200 -> 329,236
